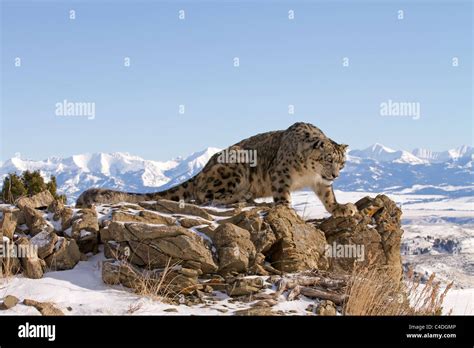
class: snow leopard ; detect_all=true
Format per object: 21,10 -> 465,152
76,122 -> 357,217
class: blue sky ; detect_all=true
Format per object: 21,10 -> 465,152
1,0 -> 472,161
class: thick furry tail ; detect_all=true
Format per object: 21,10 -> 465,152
76,188 -> 154,207
76,178 -> 196,207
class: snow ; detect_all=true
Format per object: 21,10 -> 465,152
79,230 -> 92,238
443,289 -> 474,315
30,231 -> 53,249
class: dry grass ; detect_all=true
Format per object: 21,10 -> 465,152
0,246 -> 21,280
127,258 -> 182,302
343,262 -> 453,315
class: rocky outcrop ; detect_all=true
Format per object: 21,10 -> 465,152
311,194 -> 403,283
99,196 -> 403,295
1,190 -> 404,312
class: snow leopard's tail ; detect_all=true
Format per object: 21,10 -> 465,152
76,178 -> 196,207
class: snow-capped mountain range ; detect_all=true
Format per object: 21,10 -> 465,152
0,144 -> 472,202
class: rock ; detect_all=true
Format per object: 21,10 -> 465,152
226,277 -> 264,296
178,217 -> 210,228
45,237 -> 81,270
58,207 -> 74,232
1,207 -> 26,226
234,307 -> 276,316
1,295 -> 19,310
316,300 -> 337,316
219,208 -> 267,231
102,260 -> 140,287
23,299 -> 64,316
102,222 -> 217,274
17,190 -> 55,210
202,207 -> 237,217
30,231 -> 58,259
69,209 -> 99,253
112,210 -> 176,225
139,199 -> 213,220
48,199 -> 74,231
315,195 -> 403,284
265,206 -> 328,272
1,210 -> 17,240
212,223 -> 256,275
111,202 -> 145,210
47,198 -> 65,215
15,237 -> 45,279
22,206 -> 53,236
194,225 -> 216,239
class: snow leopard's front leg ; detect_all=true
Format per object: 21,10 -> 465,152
313,182 -> 357,217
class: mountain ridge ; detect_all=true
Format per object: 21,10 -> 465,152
1,144 -> 472,202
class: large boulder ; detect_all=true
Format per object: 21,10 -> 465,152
48,199 -> 74,232
45,237 -> 81,270
0,210 -> 17,240
17,190 -> 55,210
22,206 -> 53,236
15,237 -> 46,279
30,231 -> 58,259
69,209 -> 99,253
313,194 -> 403,284
101,222 -> 218,274
212,223 -> 256,275
264,206 -> 328,273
